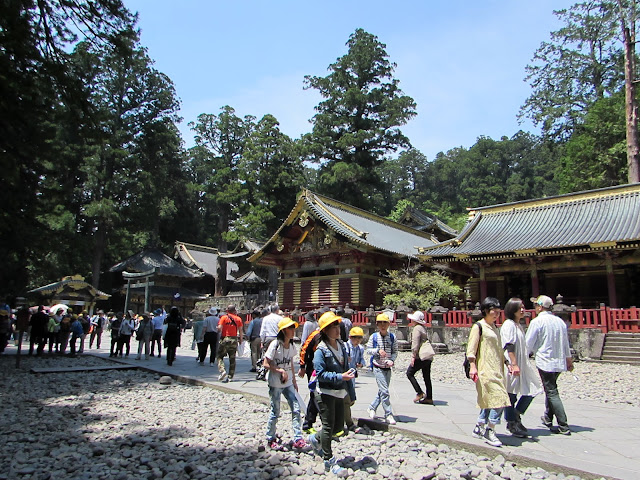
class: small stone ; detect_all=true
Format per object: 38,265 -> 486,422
159,376 -> 173,385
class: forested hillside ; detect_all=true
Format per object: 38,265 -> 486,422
1,0 -> 637,296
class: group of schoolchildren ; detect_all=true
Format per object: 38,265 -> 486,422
263,308 -> 400,475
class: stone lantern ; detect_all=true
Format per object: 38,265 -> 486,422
394,301 -> 412,351
469,302 -> 483,322
364,304 -> 377,338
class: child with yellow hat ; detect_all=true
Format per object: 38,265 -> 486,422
365,312 -> 398,424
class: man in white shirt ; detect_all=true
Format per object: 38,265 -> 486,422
202,307 -> 220,366
525,295 -> 574,435
260,304 -> 282,351
150,307 -> 166,358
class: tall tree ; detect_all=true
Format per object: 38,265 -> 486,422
189,106 -> 255,295
304,28 -> 416,212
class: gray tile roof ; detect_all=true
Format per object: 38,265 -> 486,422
419,184 -> 640,259
174,242 -> 239,280
109,248 -> 203,278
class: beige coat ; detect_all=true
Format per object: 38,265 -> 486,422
466,319 -> 510,409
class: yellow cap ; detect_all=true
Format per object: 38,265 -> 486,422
278,317 -> 299,332
318,311 -> 342,331
349,326 -> 364,337
376,313 -> 390,323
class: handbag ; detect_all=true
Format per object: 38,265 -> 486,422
419,340 -> 435,361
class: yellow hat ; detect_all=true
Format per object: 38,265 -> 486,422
349,326 -> 364,337
318,311 -> 342,331
376,313 -> 390,323
278,317 -> 299,332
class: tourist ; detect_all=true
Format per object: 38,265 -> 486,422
526,295 -> 574,435
298,325 -> 321,434
150,307 -> 166,358
191,314 -> 205,363
46,312 -> 58,354
467,297 -> 510,447
500,298 -> 543,437
246,307 -> 264,372
164,307 -> 185,366
0,308 -> 10,353
260,304 -> 282,351
68,314 -> 84,357
335,306 -> 352,341
78,311 -> 91,354
135,314 -> 154,360
29,306 -> 48,355
308,311 -> 355,475
263,316 -> 308,451
217,305 -> 243,382
344,326 -> 365,433
202,307 -> 220,366
117,310 -> 135,357
366,313 -> 398,424
58,313 -> 72,354
406,310 -> 434,405
108,312 -> 122,358
89,310 -> 106,349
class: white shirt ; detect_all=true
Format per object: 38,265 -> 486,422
265,339 -> 296,388
525,311 -> 572,372
203,315 -> 219,333
260,313 -> 282,342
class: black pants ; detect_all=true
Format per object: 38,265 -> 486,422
29,335 -> 46,355
117,334 -> 131,355
196,341 -> 207,362
303,371 -> 320,430
110,336 -> 119,355
150,330 -> 162,356
406,358 -> 433,399
203,331 -> 219,364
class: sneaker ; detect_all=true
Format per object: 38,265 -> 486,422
219,372 -> 228,382
199,361 -> 204,366
541,415 -> 553,429
386,414 -> 397,425
324,457 -> 345,475
135,356 -> 141,360
472,423 -> 486,439
303,427 -> 317,435
292,438 -> 310,451
507,421 -> 528,438
268,437 -> 283,450
367,407 -> 376,419
483,427 -> 502,447
222,377 -> 230,383
347,424 -> 364,434
308,433 -> 323,457
157,354 -> 161,358
556,425 -> 572,435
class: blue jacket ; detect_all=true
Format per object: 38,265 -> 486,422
313,339 -> 356,401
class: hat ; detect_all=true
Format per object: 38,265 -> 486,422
408,311 -> 425,325
376,313 -> 390,323
278,317 -> 299,332
349,326 -> 364,337
318,311 -> 342,331
154,308 -> 162,315
531,295 -> 553,309
208,306 -> 219,315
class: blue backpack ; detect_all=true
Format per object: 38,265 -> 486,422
369,332 -> 396,370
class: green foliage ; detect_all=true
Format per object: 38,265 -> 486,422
378,267 -> 462,311
304,29 -> 416,211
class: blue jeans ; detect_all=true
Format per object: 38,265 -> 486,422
266,384 -> 302,441
477,407 -> 504,426
505,393 -> 534,422
370,367 -> 393,417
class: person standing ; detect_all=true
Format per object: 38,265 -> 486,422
164,307 -> 185,366
0,309 -> 10,353
307,311 -> 355,475
78,311 -> 91,354
467,297 -> 511,447
117,311 -> 135,357
192,315 -> 206,364
263,317 -> 308,451
260,304 -> 282,351
89,310 -> 106,349
366,313 -> 398,425
406,310 -> 434,405
150,307 -> 166,358
246,308 -> 265,372
135,314 -> 154,360
217,305 -> 243,382
202,307 -> 220,366
344,326 -> 365,433
68,315 -> 84,357
526,295 -> 574,435
29,306 -> 49,355
501,298 -> 543,437
108,313 -> 122,358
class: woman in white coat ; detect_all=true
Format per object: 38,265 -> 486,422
500,298 -> 542,437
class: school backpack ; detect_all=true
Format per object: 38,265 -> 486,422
368,331 -> 395,370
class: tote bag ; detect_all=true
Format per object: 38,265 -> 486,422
419,340 -> 435,361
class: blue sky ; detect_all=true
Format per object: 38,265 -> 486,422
125,0 -> 574,160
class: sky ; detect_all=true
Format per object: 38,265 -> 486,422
124,0 -> 574,160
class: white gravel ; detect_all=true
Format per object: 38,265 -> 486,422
2,352 -> 634,480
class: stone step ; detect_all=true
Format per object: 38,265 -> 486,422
599,357 -> 640,365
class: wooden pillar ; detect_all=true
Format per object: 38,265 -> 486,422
606,254 -> 618,308
530,261 -> 539,298
479,265 -> 487,301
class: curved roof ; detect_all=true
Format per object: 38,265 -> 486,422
174,242 -> 239,280
418,184 -> 640,260
109,248 -> 203,278
251,189 -> 437,262
28,275 -> 111,299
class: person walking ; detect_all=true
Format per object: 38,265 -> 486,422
526,295 -> 574,435
164,307 -> 185,366
366,313 -> 398,424
406,310 -> 434,405
467,297 -> 511,447
89,310 -> 106,349
202,307 -> 220,366
217,305 -> 243,382
78,311 -> 90,354
501,298 -> 543,437
191,315 -> 206,364
344,326 -> 365,433
117,311 -> 135,357
150,307 -> 166,358
307,311 -> 355,475
260,304 -> 282,352
68,314 -> 84,357
29,306 -> 48,355
108,313 -> 122,358
263,317 -> 308,451
135,314 -> 154,360
246,307 -> 265,372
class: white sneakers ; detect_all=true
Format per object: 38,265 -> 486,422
387,414 -> 397,425
367,408 -> 376,419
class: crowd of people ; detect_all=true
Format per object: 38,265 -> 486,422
1,294 -> 575,475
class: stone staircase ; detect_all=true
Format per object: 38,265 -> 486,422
600,332 -> 640,364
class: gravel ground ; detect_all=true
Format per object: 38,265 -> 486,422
3,352 -> 634,480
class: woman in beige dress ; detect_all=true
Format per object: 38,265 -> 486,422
466,297 -> 510,447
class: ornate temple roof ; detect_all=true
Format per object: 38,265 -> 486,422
28,275 -> 111,299
109,248 -> 203,278
418,183 -> 640,261
398,207 -> 458,240
173,242 -> 240,280
250,189 -> 438,263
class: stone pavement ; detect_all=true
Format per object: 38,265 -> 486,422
8,341 -> 640,480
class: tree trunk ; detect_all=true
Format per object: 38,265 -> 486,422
622,18 -> 640,182
91,222 -> 107,288
215,211 -> 229,297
